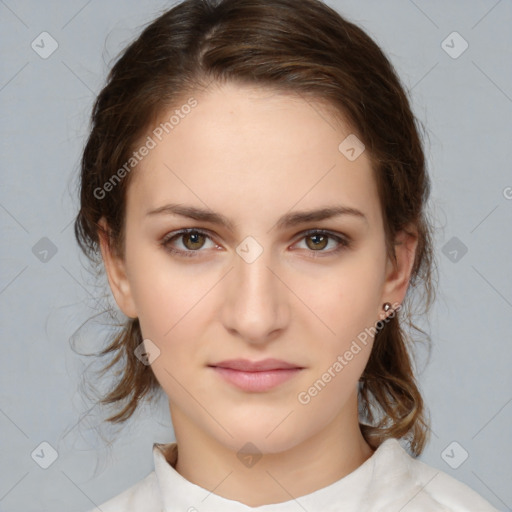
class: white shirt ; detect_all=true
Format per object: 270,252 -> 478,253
87,438 -> 499,511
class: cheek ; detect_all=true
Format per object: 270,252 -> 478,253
312,251 -> 386,337
298,250 -> 386,398
127,252 -> 218,391
126,243 -> 204,337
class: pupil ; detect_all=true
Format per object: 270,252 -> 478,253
186,232 -> 203,249
308,234 -> 327,250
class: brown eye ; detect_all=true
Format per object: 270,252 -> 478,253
161,229 -> 216,257
305,233 -> 329,251
182,232 -> 207,250
293,229 -> 351,257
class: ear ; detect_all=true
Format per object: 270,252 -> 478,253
381,226 -> 419,312
97,217 -> 138,319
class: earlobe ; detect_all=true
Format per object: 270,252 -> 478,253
97,218 -> 138,319
382,227 -> 419,307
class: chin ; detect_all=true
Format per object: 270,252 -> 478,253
220,433 -> 301,457
208,417 -> 310,456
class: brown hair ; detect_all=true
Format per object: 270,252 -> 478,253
74,0 -> 437,456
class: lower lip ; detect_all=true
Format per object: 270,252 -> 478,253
211,367 -> 302,392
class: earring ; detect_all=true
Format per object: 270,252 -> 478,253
383,302 -> 392,312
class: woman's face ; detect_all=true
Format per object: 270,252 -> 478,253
101,82 -> 414,454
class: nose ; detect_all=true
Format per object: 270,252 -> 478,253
221,246 -> 289,345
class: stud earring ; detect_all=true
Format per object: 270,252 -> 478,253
383,302 -> 392,312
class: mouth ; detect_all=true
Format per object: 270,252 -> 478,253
208,358 -> 304,392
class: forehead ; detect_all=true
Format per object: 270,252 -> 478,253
127,82 -> 381,228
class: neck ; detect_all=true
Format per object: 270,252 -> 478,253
169,394 -> 375,507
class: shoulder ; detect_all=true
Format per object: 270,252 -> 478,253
84,471 -> 161,512
377,439 -> 500,512
409,457 -> 500,511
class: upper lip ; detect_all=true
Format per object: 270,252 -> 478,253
209,358 -> 302,371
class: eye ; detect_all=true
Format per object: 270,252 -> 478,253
160,228 -> 351,259
293,229 -> 351,257
161,229 -> 217,257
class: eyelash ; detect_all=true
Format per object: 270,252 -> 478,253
160,228 -> 351,259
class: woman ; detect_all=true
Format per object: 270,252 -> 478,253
75,0 -> 499,510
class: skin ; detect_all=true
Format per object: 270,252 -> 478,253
99,81 -> 418,506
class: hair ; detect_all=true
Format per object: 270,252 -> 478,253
74,0 -> 437,456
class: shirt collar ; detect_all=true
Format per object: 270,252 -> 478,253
152,438 -> 413,512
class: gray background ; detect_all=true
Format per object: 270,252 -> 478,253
1,0 -> 511,510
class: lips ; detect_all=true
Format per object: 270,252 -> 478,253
208,358 -> 304,392
209,358 -> 302,372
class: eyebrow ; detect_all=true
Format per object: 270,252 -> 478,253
145,203 -> 368,231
